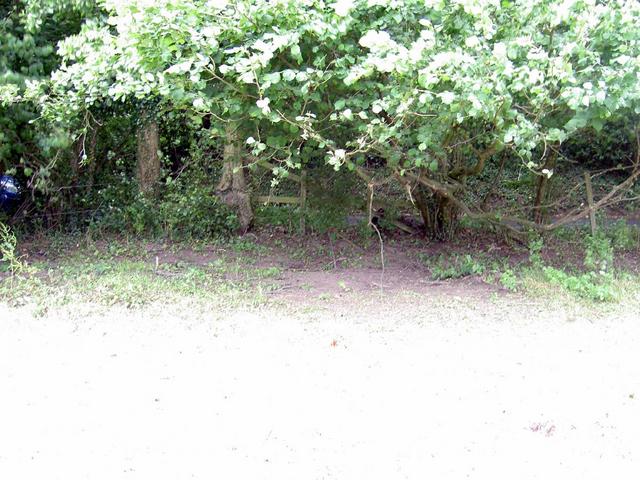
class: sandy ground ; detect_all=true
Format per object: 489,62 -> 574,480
1,297 -> 640,480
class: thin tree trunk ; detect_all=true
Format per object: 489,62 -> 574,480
216,122 -> 253,232
533,151 -> 558,224
136,115 -> 160,196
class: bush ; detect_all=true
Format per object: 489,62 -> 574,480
158,182 -> 238,238
92,170 -> 238,238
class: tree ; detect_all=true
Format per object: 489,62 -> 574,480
135,111 -> 160,196
41,0 -> 640,238
1,0 -> 98,198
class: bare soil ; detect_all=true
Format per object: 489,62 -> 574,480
2,226 -> 640,479
2,287 -> 640,480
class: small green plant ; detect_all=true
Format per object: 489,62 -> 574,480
425,253 -> 486,281
584,231 -> 613,274
499,268 -> 519,292
528,236 -> 544,267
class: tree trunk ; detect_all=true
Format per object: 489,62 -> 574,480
216,122 -> 253,232
413,186 -> 458,241
533,151 -> 558,224
136,115 -> 160,196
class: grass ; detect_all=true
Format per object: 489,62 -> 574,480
0,251 -> 280,315
413,224 -> 640,304
2,224 -> 640,317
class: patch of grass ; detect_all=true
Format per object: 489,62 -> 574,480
252,266 -> 282,279
0,254 -> 275,313
228,238 -> 269,255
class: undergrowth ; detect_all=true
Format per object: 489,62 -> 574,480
0,222 -> 27,276
526,230 -> 623,302
422,253 -> 486,281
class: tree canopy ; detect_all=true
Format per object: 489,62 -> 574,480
2,0 -> 639,238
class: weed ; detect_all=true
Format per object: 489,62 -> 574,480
499,269 -> 519,292
607,220 -> 639,251
0,222 -> 27,276
528,237 -> 544,267
542,267 -> 617,302
584,232 -> 613,273
423,253 -> 486,281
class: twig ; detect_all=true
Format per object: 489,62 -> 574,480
368,184 -> 385,287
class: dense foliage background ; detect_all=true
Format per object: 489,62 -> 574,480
1,0 -> 639,240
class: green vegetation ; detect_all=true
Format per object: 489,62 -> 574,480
0,247 -> 283,314
422,253 -> 486,281
520,226 -> 639,302
1,1 -> 639,311
0,222 -> 27,275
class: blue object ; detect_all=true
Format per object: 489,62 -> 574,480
0,175 -> 21,212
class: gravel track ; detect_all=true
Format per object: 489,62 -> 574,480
1,298 -> 639,479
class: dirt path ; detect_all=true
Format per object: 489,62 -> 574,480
1,297 -> 639,480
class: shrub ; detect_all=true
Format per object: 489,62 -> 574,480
92,172 -> 238,238
158,183 -> 239,239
